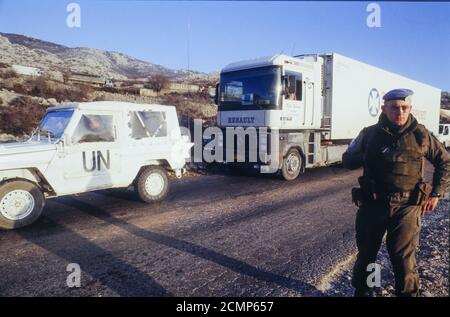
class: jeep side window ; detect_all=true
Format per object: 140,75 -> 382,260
140,111 -> 167,137
129,111 -> 148,139
72,114 -> 115,144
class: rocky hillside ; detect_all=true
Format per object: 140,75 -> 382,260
0,32 -> 217,81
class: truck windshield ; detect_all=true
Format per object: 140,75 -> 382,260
219,66 -> 281,109
35,110 -> 74,140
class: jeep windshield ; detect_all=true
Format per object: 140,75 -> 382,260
31,110 -> 74,141
219,66 -> 281,110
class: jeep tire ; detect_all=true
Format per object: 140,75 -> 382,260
135,166 -> 169,203
0,180 -> 45,230
281,148 -> 302,181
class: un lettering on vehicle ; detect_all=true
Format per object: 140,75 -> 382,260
82,150 -> 111,172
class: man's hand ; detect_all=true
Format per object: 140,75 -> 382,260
421,197 -> 439,216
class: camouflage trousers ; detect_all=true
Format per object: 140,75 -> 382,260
352,192 -> 422,297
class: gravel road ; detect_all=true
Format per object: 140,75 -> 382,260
0,163 -> 447,297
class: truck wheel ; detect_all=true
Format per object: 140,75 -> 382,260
135,166 -> 169,203
281,148 -> 302,181
0,180 -> 45,230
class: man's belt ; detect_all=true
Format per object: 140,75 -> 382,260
351,182 -> 432,207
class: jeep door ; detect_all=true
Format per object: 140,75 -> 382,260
60,111 -> 122,195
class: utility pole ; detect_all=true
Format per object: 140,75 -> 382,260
187,18 -> 190,81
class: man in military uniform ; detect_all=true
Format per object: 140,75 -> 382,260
343,88 -> 450,297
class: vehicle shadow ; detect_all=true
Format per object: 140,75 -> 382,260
96,187 -> 141,202
58,196 -> 327,297
95,164 -> 355,211
16,217 -> 173,297
194,161 -> 347,179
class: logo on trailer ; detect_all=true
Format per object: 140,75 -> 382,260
368,88 -> 381,117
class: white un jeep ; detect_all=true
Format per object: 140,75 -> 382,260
0,101 -> 193,229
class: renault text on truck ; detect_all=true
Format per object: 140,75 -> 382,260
0,101 -> 193,229
211,53 -> 441,180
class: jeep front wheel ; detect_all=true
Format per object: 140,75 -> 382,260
135,166 -> 169,203
0,180 -> 45,230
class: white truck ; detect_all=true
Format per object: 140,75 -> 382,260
213,53 -> 441,180
0,101 -> 193,229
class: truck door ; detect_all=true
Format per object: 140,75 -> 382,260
304,80 -> 315,127
282,71 -> 303,129
62,112 -> 121,194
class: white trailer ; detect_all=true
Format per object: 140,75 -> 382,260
213,53 -> 441,180
323,53 -> 441,139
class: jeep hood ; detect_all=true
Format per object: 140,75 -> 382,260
0,141 -> 57,156
0,141 -> 57,170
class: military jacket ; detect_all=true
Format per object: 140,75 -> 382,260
343,114 -> 450,195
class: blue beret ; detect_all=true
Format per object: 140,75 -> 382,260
383,88 -> 414,101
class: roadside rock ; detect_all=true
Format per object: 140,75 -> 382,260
0,88 -> 20,105
0,133 -> 18,143
47,98 -> 58,106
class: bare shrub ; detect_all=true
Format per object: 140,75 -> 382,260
57,84 -> 92,101
93,94 -> 106,102
146,74 -> 169,92
12,82 -> 29,94
29,76 -> 92,102
161,93 -> 188,109
62,70 -> 70,84
30,76 -> 53,98
98,86 -> 118,94
77,84 -> 93,100
0,68 -> 18,79
0,97 -> 46,136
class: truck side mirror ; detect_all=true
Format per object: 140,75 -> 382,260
214,83 -> 219,105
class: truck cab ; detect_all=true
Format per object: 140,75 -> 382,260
0,101 -> 193,229
217,54 -> 323,131
212,54 -> 341,180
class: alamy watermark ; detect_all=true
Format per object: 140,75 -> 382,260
180,119 -> 281,174
366,263 -> 381,288
66,263 -> 81,288
366,3 -> 381,28
66,3 -> 81,28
